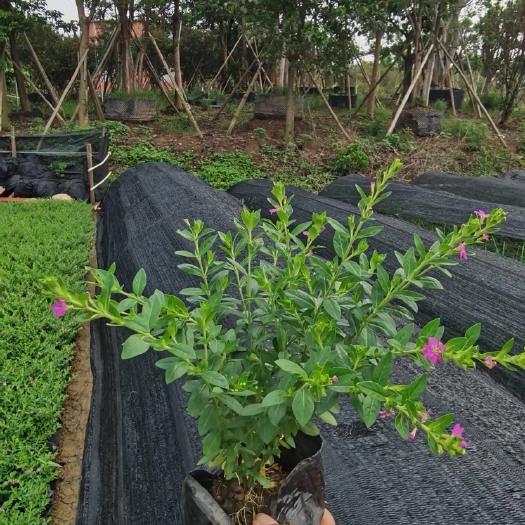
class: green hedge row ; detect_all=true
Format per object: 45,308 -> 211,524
0,200 -> 93,524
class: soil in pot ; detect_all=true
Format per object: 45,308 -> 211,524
182,433 -> 325,525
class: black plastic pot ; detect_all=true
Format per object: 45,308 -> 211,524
428,88 -> 465,109
181,433 -> 325,525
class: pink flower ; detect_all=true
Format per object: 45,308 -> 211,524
482,234 -> 490,241
302,230 -> 309,236
474,210 -> 489,218
408,428 -> 417,442
379,408 -> 395,419
269,206 -> 282,215
50,299 -> 68,318
458,242 -> 468,261
331,375 -> 338,383
484,355 -> 497,369
422,337 -> 446,365
418,409 -> 432,423
460,439 -> 467,448
451,423 -> 464,437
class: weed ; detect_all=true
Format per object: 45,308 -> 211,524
102,120 -> 130,136
354,107 -> 392,138
479,92 -> 504,111
380,130 -> 417,154
441,118 -> 491,150
430,99 -> 449,112
331,142 -> 370,175
158,114 -> 193,133
252,127 -> 267,139
197,151 -> 264,190
111,142 -> 180,174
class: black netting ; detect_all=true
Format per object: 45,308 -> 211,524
104,98 -> 158,122
320,175 -> 525,240
412,171 -> 525,208
80,164 -> 525,525
395,110 -> 442,136
0,129 -> 109,200
254,95 -> 303,119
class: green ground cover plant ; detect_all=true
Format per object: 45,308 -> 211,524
0,200 -> 93,524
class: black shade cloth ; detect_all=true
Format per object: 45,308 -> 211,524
0,129 -> 110,200
500,170 -> 525,184
81,164 -> 525,525
411,171 -> 525,208
320,175 -> 525,240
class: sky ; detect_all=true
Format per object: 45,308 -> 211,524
45,0 -> 79,22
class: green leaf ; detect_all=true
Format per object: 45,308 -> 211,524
241,404 -> 265,416
257,416 -> 277,444
333,230 -> 348,258
275,359 -> 308,379
402,374 -> 427,402
465,323 -> 481,345
132,268 -> 147,296
413,233 -> 426,257
362,396 -> 381,427
202,371 -> 229,389
292,389 -> 315,427
318,411 -> 337,425
395,413 -> 409,439
419,319 -> 441,340
174,250 -> 195,258
123,316 -> 150,332
218,394 -> 244,415
322,298 -> 341,320
372,352 -> 393,385
198,405 -> 219,435
172,344 -> 196,360
155,358 -> 188,383
202,430 -> 221,458
261,389 -> 289,407
284,290 -> 315,310
358,225 -> 383,238
428,413 -> 454,432
268,403 -> 287,426
357,381 -> 388,401
122,334 -> 150,359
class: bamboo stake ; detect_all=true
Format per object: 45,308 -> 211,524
23,32 -> 60,107
386,44 -> 434,136
6,53 -> 65,123
86,143 -> 95,205
226,67 -> 261,136
246,39 -> 273,89
352,60 -> 397,116
356,58 -> 383,109
11,126 -> 16,157
149,32 -> 203,138
208,35 -> 243,91
437,40 -> 507,149
306,69 -> 351,141
213,60 -> 258,121
42,48 -> 89,136
447,71 -> 457,117
88,72 -> 105,121
91,27 -> 121,86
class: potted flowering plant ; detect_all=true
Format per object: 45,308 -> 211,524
43,160 -> 525,525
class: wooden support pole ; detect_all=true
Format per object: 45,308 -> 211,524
437,40 -> 507,149
208,35 -> 243,91
227,67 -> 261,136
386,44 -> 434,136
23,33 -> 60,107
306,69 -> 352,141
10,126 -> 16,157
91,27 -> 120,87
245,39 -> 273,89
213,60 -> 258,121
86,143 -> 95,205
42,48 -> 89,136
87,72 -> 105,122
7,53 -> 65,123
352,60 -> 396,116
149,32 -> 203,138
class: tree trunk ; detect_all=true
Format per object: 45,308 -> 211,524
172,0 -> 183,108
285,62 -> 296,140
367,29 -> 383,115
116,2 -> 133,92
0,42 -> 8,130
9,33 -> 30,111
75,0 -> 90,127
410,13 -> 423,105
134,12 -> 150,91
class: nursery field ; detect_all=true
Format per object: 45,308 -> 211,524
0,200 -> 93,525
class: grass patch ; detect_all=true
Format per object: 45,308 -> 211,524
0,200 -> 94,524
